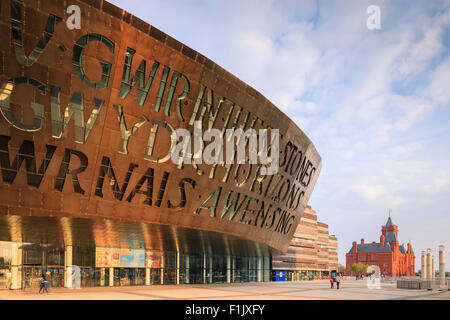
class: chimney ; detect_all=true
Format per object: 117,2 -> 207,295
361,238 -> 365,244
407,242 -> 411,254
380,234 -> 385,248
352,241 -> 358,253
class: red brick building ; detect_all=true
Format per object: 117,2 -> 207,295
346,216 -> 415,277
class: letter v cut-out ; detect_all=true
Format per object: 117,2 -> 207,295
10,0 -> 62,66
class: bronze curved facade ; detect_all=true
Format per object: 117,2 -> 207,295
0,0 -> 321,261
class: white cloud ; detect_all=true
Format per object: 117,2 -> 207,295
355,184 -> 385,202
394,26 -> 443,76
388,140 -> 424,156
426,57 -> 450,105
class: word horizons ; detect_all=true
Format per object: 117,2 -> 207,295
0,1 -> 319,237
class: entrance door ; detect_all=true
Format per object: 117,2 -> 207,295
47,267 -> 64,288
22,266 -> 43,289
80,268 -> 94,287
94,268 -> 109,286
119,268 -> 135,286
113,268 -> 121,286
22,244 -> 65,289
188,254 -> 203,284
136,268 -> 145,285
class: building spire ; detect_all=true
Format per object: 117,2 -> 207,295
386,209 -> 393,227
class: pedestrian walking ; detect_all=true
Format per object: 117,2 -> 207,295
6,270 -> 11,289
39,274 -> 47,294
336,274 -> 341,290
44,271 -> 51,293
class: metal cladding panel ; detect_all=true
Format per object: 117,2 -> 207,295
0,0 -> 321,254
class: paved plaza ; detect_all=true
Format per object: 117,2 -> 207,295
0,280 -> 448,300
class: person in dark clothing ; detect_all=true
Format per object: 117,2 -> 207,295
336,274 -> 341,290
44,271 -> 51,293
39,275 -> 46,294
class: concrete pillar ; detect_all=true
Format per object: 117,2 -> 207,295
64,245 -> 73,288
232,256 -> 236,282
145,250 -> 151,285
176,251 -> 180,285
439,245 -> 445,286
257,256 -> 262,282
264,256 -> 269,281
145,267 -> 150,285
160,255 -> 164,284
226,255 -> 231,283
11,242 -> 22,289
100,268 -> 105,286
208,255 -> 213,284
421,251 -> 427,280
202,254 -> 206,284
185,255 -> 190,284
109,267 -> 114,286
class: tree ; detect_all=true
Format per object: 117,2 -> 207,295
350,263 -> 369,275
356,262 -> 363,273
361,264 -> 369,273
350,263 -> 358,275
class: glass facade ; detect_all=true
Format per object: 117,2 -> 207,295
272,269 -> 331,281
211,255 -> 227,283
0,241 -> 272,289
0,242 -> 12,289
164,252 -> 177,285
21,243 -> 65,288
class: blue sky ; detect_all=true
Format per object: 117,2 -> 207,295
109,0 -> 450,270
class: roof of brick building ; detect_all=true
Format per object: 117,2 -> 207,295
348,242 -> 393,253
